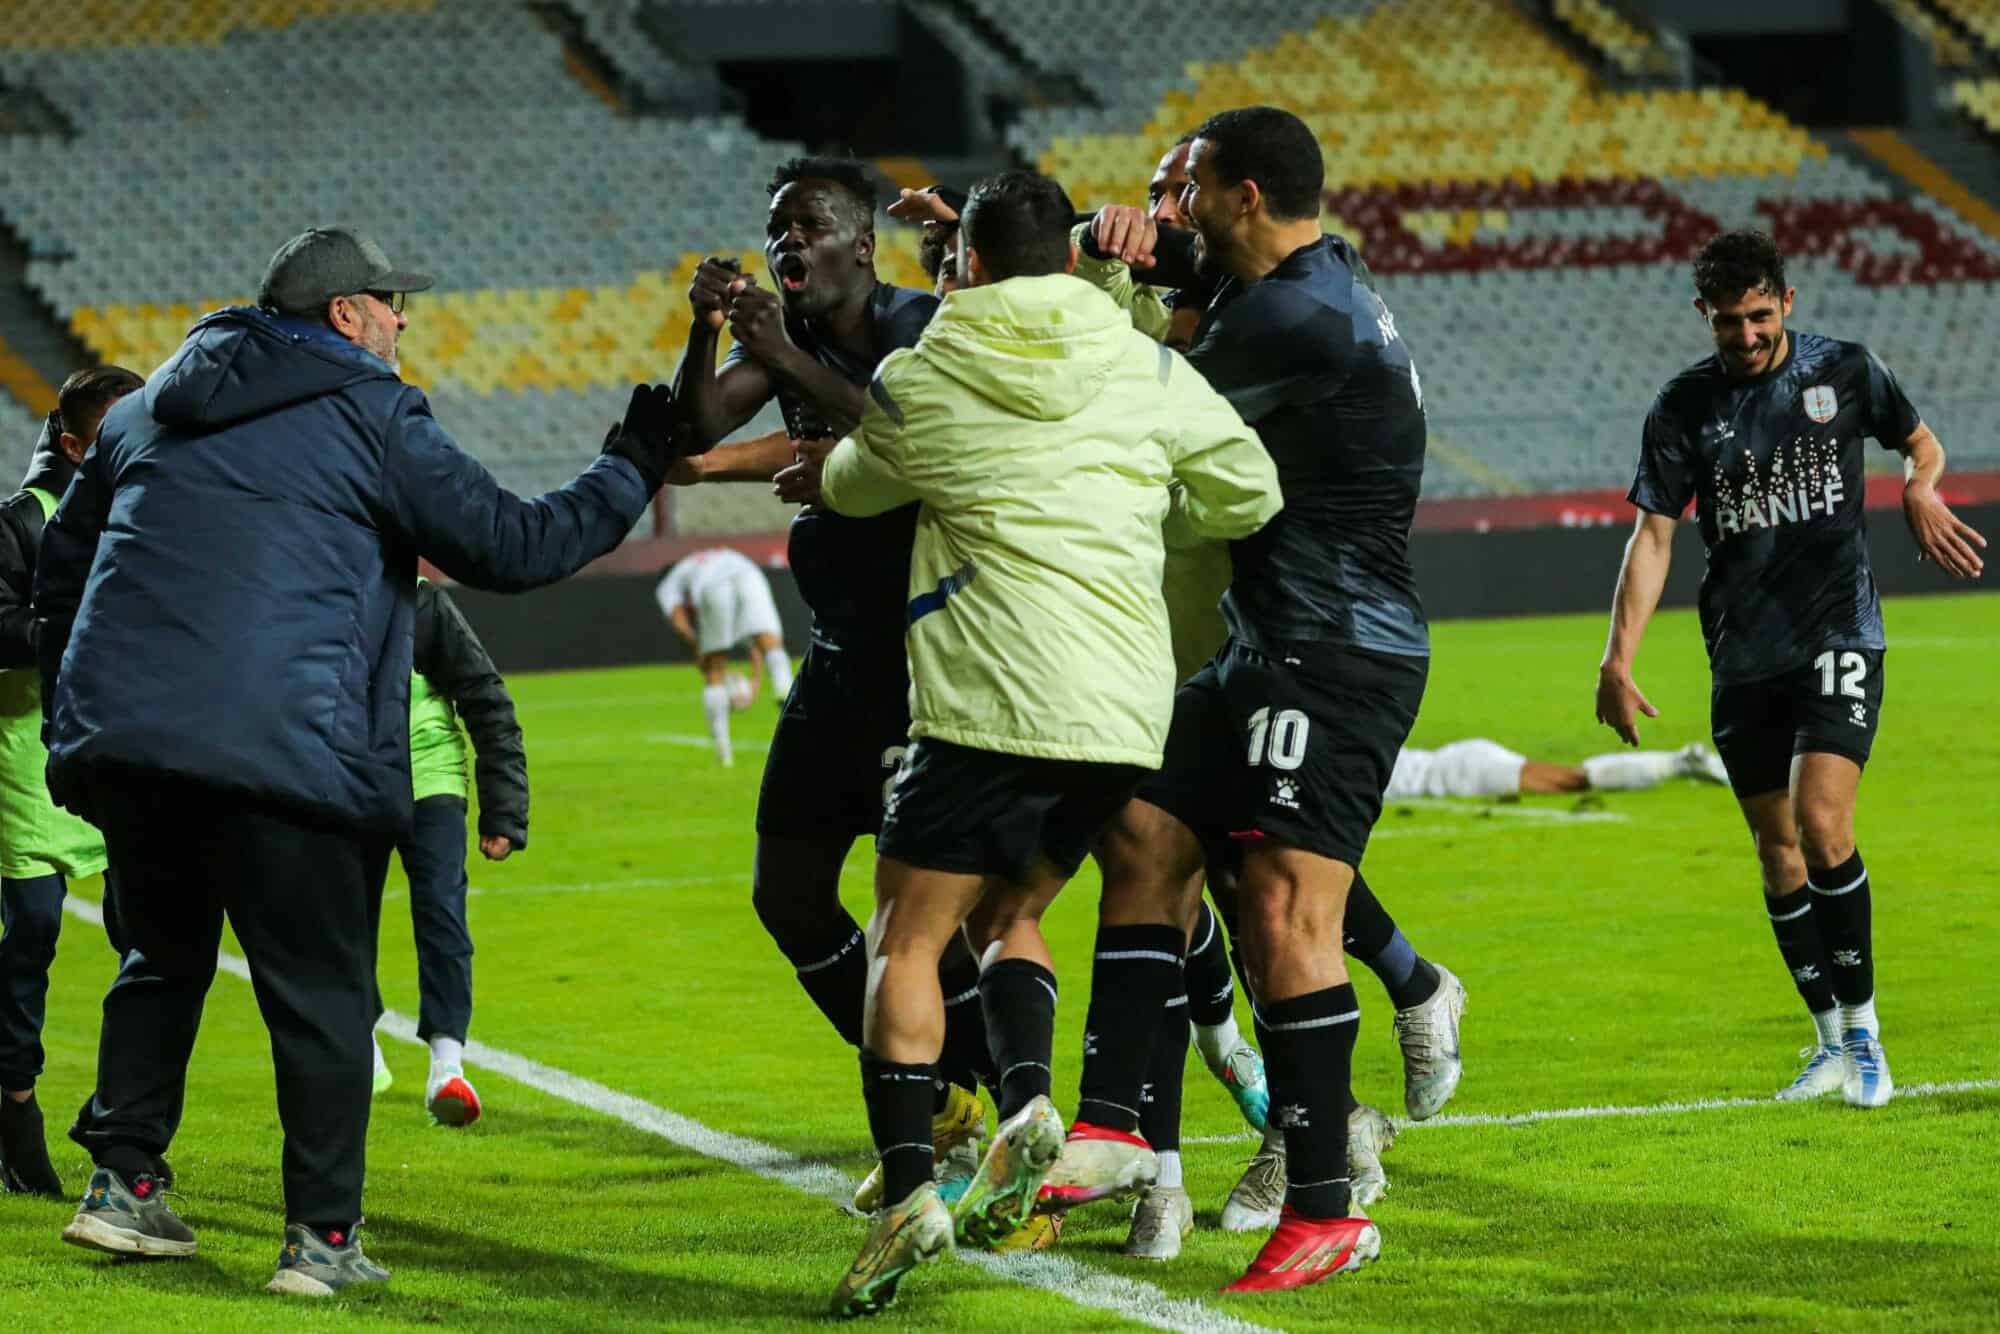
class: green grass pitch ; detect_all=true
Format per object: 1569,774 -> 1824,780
3,593 -> 1996,1331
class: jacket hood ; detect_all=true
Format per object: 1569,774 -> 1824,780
146,305 -> 397,432
914,275 -> 1134,422
21,410 -> 77,496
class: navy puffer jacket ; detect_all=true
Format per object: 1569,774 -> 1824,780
34,306 -> 648,833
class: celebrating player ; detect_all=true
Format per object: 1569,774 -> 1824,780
653,546 -> 792,767
777,167 -> 1280,1316
668,158 -> 1000,1205
1596,229 -> 1985,1109
1048,106 -> 1452,1293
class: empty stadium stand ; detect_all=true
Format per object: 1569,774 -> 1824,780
1,0 -> 1996,532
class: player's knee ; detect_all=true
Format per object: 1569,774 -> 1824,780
1750,826 -> 1804,890
0,880 -> 63,962
1795,804 -> 1855,869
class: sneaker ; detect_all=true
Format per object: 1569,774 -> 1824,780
0,1092 -> 65,1197
1393,964 -> 1466,1120
855,1082 -> 985,1213
1347,1103 -> 1397,1208
426,1070 -> 482,1127
952,1094 -> 1065,1248
1677,741 -> 1730,785
1213,1041 -> 1270,1133
1124,1184 -> 1193,1260
1037,1121 -> 1157,1212
1774,1044 -> 1845,1102
267,1222 -> 391,1296
1222,1205 -> 1380,1293
60,1168 -> 196,1258
371,1037 -> 393,1097
1841,1030 -> 1894,1108
1220,1137 -> 1285,1233
829,1181 -> 953,1318
992,1209 -> 1064,1252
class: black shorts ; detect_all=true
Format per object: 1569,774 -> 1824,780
877,738 -> 1147,884
1711,648 -> 1884,798
1139,638 -> 1428,868
755,638 -> 911,841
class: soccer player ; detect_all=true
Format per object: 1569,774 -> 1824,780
653,546 -> 792,766
1596,229 -> 1985,1108
1046,106 -> 1452,1293
0,368 -> 138,1196
776,167 -> 1280,1316
669,158 -> 997,1205
1388,737 -> 1729,799
366,577 -> 528,1127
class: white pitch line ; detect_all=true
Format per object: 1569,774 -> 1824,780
1183,1078 -> 2000,1144
60,896 -> 1268,1334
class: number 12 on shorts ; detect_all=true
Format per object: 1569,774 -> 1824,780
1813,650 -> 1867,699
1246,707 -> 1310,770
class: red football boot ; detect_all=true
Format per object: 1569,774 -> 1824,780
1222,1205 -> 1379,1293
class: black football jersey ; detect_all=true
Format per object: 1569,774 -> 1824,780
1629,330 -> 1921,683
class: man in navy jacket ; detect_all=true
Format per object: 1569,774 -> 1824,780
34,227 -> 677,1295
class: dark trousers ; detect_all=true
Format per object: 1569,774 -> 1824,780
68,774 -> 389,1225
397,795 -> 473,1044
0,868 -> 125,1092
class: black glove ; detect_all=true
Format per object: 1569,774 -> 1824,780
600,383 -> 680,491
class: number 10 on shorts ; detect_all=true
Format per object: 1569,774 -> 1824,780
1247,707 -> 1310,770
1813,650 -> 1867,699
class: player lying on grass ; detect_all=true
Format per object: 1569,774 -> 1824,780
1387,737 -> 1728,799
366,576 -> 527,1129
1597,228 -> 1985,1110
653,546 -> 792,767
777,167 -> 1281,1317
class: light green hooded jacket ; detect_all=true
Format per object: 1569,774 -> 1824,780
819,272 -> 1281,767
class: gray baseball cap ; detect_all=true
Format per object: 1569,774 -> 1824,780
258,226 -> 435,313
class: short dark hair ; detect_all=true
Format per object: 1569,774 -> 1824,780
918,221 -> 957,280
57,365 -> 143,437
961,169 -> 1074,282
1693,230 -> 1787,305
1190,106 -> 1324,222
767,156 -> 877,230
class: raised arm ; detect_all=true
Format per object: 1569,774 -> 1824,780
380,392 -> 656,594
667,428 -> 798,486
674,257 -> 776,447
1595,510 -> 1678,745
1897,423 -> 1986,579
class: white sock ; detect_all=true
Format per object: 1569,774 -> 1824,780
1811,1008 -> 1842,1048
1581,751 -> 1680,791
764,647 -> 793,699
1155,1150 -> 1183,1190
701,683 -> 733,764
429,1036 -> 465,1076
1841,997 -> 1879,1039
1193,1014 -> 1241,1073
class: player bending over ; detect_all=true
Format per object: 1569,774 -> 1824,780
778,168 -> 1279,1317
1596,229 -> 1984,1109
654,546 -> 792,766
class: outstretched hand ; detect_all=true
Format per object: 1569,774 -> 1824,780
1903,480 -> 1986,579
600,382 -> 681,491
1092,205 -> 1159,269
888,187 -> 960,226
1594,665 -> 1658,747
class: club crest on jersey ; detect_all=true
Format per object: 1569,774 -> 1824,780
1802,385 -> 1837,424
